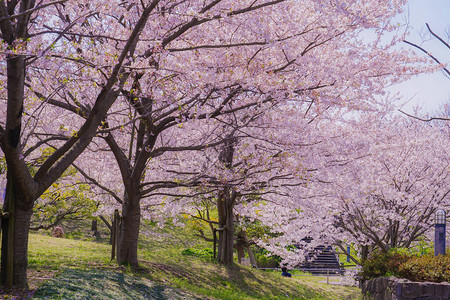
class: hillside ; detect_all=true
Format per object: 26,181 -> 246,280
7,230 -> 361,299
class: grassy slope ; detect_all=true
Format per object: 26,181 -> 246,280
27,229 -> 361,300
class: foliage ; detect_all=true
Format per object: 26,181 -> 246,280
181,248 -> 214,261
238,218 -> 280,241
360,247 -> 450,283
31,182 -> 97,231
359,250 -> 410,281
391,240 -> 434,257
30,148 -> 98,231
0,156 -> 5,175
397,254 -> 450,283
254,248 -> 282,268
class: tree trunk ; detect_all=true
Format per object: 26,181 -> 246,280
216,136 -> 237,265
217,189 -> 235,265
117,197 -> 140,266
236,244 -> 245,264
235,230 -> 246,264
247,246 -> 257,267
1,177 -> 33,288
361,245 -> 369,261
91,219 -> 101,240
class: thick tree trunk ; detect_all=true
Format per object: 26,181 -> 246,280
216,137 -> 237,265
1,178 -> 33,288
117,198 -> 140,266
217,189 -> 235,265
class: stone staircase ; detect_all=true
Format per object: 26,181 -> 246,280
300,245 -> 344,275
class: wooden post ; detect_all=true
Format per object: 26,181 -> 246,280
213,228 -> 217,259
111,210 -> 118,260
115,210 -> 120,260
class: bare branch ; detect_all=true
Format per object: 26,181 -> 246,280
398,109 -> 450,122
426,23 -> 450,51
0,0 -> 68,23
403,40 -> 450,77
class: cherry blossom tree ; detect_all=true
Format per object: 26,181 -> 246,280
0,0 -> 434,286
0,0 -> 160,288
219,112 -> 449,266
138,106 -> 355,265
43,0 -> 420,269
330,115 -> 449,255
265,114 -> 450,264
73,0 -> 438,266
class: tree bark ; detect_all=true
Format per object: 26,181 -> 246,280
117,197 -> 141,266
247,246 -> 257,267
216,136 -> 237,265
217,188 -> 236,265
235,230 -> 246,264
91,219 -> 101,240
1,176 -> 33,288
236,244 -> 245,264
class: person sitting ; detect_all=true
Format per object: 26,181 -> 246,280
281,266 -> 292,277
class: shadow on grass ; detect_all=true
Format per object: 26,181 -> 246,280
137,259 -> 328,300
222,264 -> 323,299
32,268 -> 201,299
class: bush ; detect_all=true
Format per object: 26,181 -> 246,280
360,249 -> 450,283
397,254 -> 450,282
360,251 -> 405,281
181,248 -> 214,260
254,248 -> 282,268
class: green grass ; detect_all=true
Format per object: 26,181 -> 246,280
29,234 -> 114,270
27,226 -> 362,299
32,269 -> 199,299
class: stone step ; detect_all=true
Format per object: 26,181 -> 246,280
299,244 -> 344,275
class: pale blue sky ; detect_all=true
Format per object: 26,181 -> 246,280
391,0 -> 450,114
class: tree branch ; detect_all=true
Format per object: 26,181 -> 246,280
398,109 -> 450,122
403,40 -> 450,77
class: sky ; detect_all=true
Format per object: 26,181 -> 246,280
390,0 -> 450,114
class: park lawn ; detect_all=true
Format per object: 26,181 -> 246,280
25,232 -> 361,299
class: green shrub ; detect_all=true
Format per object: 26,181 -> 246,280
254,248 -> 281,268
397,254 -> 450,282
360,251 -> 390,281
360,250 -> 410,281
360,249 -> 450,283
181,248 -> 214,260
